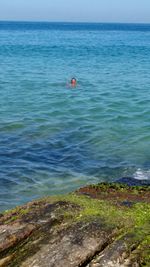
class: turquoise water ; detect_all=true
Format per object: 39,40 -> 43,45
0,22 -> 150,211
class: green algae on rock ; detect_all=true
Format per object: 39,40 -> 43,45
0,182 -> 149,267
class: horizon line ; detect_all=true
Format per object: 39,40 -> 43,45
0,20 -> 150,25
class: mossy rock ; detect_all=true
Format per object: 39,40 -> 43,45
0,182 -> 149,266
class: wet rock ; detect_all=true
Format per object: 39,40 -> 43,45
116,177 -> 150,186
86,232 -> 144,267
18,221 -> 118,267
0,223 -> 35,253
0,182 -> 149,266
77,182 -> 150,205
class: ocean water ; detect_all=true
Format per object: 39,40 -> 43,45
0,22 -> 150,211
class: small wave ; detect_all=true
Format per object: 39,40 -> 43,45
133,168 -> 150,180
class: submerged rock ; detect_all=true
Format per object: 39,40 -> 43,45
116,177 -> 150,186
0,182 -> 149,267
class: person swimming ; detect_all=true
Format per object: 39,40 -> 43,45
70,77 -> 77,87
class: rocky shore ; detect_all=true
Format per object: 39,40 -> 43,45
0,178 -> 150,267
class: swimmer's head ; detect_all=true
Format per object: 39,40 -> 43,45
71,78 -> 77,86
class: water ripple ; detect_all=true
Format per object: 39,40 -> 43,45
0,23 -> 150,211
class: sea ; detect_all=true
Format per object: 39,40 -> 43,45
0,21 -> 150,211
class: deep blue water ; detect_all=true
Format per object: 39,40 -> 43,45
0,22 -> 150,211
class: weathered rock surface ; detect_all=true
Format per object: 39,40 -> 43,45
0,181 -> 149,267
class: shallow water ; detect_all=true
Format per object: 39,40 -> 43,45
0,22 -> 150,211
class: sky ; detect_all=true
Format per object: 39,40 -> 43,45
0,0 -> 150,23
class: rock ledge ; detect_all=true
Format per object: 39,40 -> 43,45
0,181 -> 149,267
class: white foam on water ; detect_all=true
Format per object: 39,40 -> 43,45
133,168 -> 150,180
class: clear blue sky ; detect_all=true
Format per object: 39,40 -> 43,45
0,0 -> 150,23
